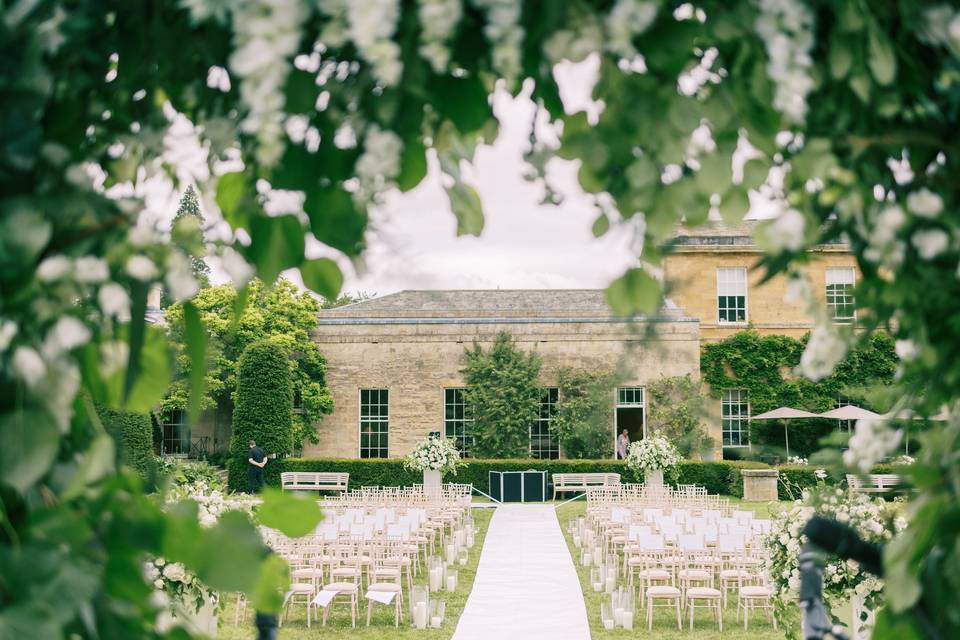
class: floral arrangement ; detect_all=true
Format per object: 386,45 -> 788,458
765,485 -> 907,638
624,431 -> 681,472
890,454 -> 916,466
786,456 -> 809,466
403,435 -> 463,474
145,557 -> 217,617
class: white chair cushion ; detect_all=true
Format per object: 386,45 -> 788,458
324,582 -> 359,593
289,583 -> 315,593
646,586 -> 681,597
640,569 -> 672,579
368,582 -> 402,592
687,587 -> 721,598
740,586 -> 772,597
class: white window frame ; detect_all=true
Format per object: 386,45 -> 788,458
826,267 -> 856,323
721,389 -> 750,448
613,386 -> 647,453
716,267 -> 748,325
443,387 -> 473,457
161,408 -> 189,456
358,388 -> 389,458
530,387 -> 560,459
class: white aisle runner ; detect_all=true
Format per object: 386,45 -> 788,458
452,504 -> 590,640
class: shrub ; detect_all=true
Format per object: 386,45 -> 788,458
97,407 -> 153,476
647,375 -> 713,458
462,332 -> 542,458
230,340 -> 293,461
551,368 -> 618,459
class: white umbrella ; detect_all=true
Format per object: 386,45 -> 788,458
881,406 -> 950,455
818,406 -> 883,421
750,407 -> 820,459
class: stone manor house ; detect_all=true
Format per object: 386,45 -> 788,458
173,222 -> 858,461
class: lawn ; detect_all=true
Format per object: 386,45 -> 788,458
555,499 -> 788,640
218,508 -> 493,639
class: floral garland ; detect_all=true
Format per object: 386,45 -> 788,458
765,485 -> 907,639
145,557 -> 217,618
624,430 -> 681,472
403,435 -> 464,474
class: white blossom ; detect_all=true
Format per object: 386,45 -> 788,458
99,341 -> 129,377
605,0 -> 658,59
11,346 -> 46,388
843,419 -> 902,473
163,562 -> 187,582
765,209 -> 806,252
472,0 -> 524,84
543,23 -> 603,64
418,0 -> 461,72
221,247 -> 254,286
44,316 -> 91,358
911,228 -> 949,260
625,431 -> 681,472
906,188 -> 944,219
800,322 -> 848,381
755,0 -> 814,124
37,255 -> 72,282
355,125 -> 403,198
325,0 -> 403,86
0,319 -> 17,354
895,339 -> 920,362
164,251 -> 199,302
128,225 -> 157,248
98,283 -> 132,320
74,256 -> 110,283
126,255 -> 158,281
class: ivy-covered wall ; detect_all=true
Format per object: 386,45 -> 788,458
702,331 -> 897,459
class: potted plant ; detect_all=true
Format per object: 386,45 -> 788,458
404,435 -> 463,495
624,430 -> 681,487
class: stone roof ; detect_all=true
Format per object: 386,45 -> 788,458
672,221 -> 847,251
318,289 -> 692,323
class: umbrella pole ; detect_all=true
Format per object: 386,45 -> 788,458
784,421 -> 790,459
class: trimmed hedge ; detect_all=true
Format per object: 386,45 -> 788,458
228,457 -> 771,497
230,339 -> 293,459
97,407 -> 153,476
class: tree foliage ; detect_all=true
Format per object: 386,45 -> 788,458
161,186 -> 210,308
647,375 -> 712,459
551,368 -> 618,459
230,339 -> 293,459
461,332 -> 542,458
96,406 -> 154,476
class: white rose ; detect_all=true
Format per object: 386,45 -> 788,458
126,255 -> 158,281
74,256 -> 110,283
153,579 -> 165,589
98,283 -> 131,320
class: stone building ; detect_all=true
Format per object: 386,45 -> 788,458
304,290 -> 709,460
663,221 -> 857,343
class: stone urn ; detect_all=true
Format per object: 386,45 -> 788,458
423,469 -> 442,497
645,468 -> 664,487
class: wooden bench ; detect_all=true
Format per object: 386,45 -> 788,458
280,471 -> 349,494
846,473 -> 901,494
551,473 -> 621,500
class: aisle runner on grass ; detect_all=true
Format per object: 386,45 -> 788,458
452,504 -> 590,640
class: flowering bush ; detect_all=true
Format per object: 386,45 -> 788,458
157,457 -> 226,491
890,455 -> 915,466
786,456 -> 809,466
766,486 -> 907,639
403,435 -> 463,474
624,431 -> 682,472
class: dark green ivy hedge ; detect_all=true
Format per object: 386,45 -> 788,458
96,407 -> 153,476
228,457 -> 769,497
230,339 -> 293,460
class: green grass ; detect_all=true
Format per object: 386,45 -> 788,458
555,500 -> 788,639
218,508 -> 493,639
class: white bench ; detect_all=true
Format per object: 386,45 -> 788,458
847,473 -> 900,494
552,473 -> 621,500
281,471 -> 349,494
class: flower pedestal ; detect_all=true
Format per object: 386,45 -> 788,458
851,594 -> 876,640
423,469 -> 442,497
645,468 -> 664,487
157,597 -> 219,637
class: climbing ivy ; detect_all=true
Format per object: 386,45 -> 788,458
701,331 -> 897,457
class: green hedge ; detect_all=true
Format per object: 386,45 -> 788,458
97,407 -> 153,476
228,457 -> 772,497
230,339 -> 293,459
776,463 -> 906,500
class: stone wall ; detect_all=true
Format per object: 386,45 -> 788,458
305,317 -> 708,459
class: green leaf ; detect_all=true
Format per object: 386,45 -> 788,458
122,282 -> 148,410
719,187 -> 750,224
397,138 -> 427,192
625,156 -> 659,191
250,553 -> 289,613
577,162 -> 606,193
849,74 -> 871,103
741,158 -> 769,191
247,214 -> 306,284
446,182 -> 485,236
303,186 -> 367,256
591,214 -> 610,238
61,434 -> 115,501
183,302 -> 207,428
883,533 -> 922,612
606,268 -> 661,316
257,488 -> 324,537
216,172 -> 245,221
872,608 -> 924,640
108,325 -> 172,412
867,28 -> 897,85
0,409 -> 60,493
695,153 -> 733,196
300,258 -> 343,300
829,37 -> 853,80
429,75 -> 492,134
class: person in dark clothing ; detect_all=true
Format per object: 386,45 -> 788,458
247,439 -> 266,493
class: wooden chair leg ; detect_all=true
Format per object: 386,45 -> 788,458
647,598 -> 653,631
675,599 -> 682,630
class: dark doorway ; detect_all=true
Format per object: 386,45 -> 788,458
616,407 -> 645,451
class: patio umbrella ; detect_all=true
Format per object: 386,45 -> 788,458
881,406 -> 950,455
750,407 -> 820,459
818,406 -> 883,421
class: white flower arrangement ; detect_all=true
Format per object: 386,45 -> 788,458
403,435 -> 463,474
144,557 -> 217,617
624,431 -> 681,472
765,485 -> 906,636
786,455 -> 809,466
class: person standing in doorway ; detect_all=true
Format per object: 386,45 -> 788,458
616,429 -> 630,459
247,439 -> 267,493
